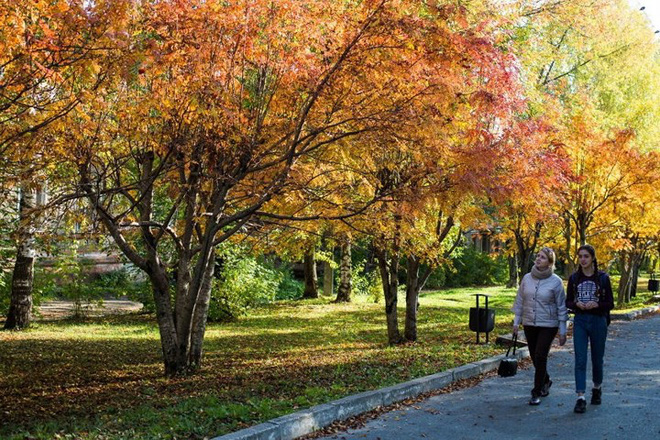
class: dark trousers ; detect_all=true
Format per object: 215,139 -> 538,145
524,325 -> 558,397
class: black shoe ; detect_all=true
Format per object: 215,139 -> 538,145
591,388 -> 602,405
529,395 -> 541,405
541,380 -> 553,397
574,398 -> 587,413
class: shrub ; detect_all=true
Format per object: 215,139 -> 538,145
92,265 -> 154,312
127,254 -> 300,318
424,265 -> 446,290
0,271 -> 10,317
275,267 -> 304,300
351,260 -> 382,303
41,249 -> 105,317
442,247 -> 508,287
208,253 -> 282,322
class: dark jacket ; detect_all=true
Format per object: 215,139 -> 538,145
566,271 -> 614,318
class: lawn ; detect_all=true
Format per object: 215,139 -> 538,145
0,283 -> 657,440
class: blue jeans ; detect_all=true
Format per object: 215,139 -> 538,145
573,314 -> 608,393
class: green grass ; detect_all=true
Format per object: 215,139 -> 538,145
609,274 -> 660,312
0,283 -> 656,440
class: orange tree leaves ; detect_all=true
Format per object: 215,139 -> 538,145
54,0 -> 542,372
0,0 -> 131,155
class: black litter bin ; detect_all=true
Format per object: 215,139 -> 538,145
469,294 -> 495,343
648,273 -> 659,292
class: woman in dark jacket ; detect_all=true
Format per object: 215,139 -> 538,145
566,244 -> 614,414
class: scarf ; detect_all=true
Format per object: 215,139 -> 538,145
531,265 -> 553,280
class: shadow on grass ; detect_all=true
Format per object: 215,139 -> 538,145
0,287 -> 517,438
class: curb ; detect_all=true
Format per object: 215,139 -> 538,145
210,347 -> 530,440
610,305 -> 660,320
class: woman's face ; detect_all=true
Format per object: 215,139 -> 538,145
535,251 -> 550,270
578,250 -> 593,270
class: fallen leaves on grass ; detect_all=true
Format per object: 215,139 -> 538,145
0,287 -> 523,439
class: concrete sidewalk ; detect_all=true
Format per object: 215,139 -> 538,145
314,314 -> 660,440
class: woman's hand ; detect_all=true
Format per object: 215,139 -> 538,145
576,301 -> 586,310
585,301 -> 599,310
512,325 -> 519,336
558,334 -> 567,346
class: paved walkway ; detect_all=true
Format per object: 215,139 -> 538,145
316,314 -> 660,440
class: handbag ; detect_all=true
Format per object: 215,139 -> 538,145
498,333 -> 518,377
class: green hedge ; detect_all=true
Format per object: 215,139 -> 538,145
426,247 -> 508,288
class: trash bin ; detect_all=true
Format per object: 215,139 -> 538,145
648,273 -> 659,292
469,294 -> 495,344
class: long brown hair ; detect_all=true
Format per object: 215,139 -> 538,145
576,244 -> 601,294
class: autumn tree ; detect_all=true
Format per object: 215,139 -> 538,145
325,1 -> 537,344
1,0 -> 130,329
58,0 -> 505,374
511,0 -> 660,270
596,150 -> 660,304
491,118 -> 570,283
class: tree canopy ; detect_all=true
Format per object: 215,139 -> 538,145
2,0 -> 660,373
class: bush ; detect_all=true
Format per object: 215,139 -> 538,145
124,279 -> 155,313
406,247 -> 508,290
424,265 -> 446,290
351,260 -> 382,303
442,247 -> 508,287
40,249 -> 105,317
208,253 -> 282,322
35,249 -> 149,317
275,267 -> 304,300
0,271 -> 10,317
124,254 -> 301,318
92,265 -> 154,312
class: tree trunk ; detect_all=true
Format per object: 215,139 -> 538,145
4,186 -> 38,330
516,248 -> 534,281
630,260 -> 639,299
148,265 -> 181,376
189,249 -> 216,368
335,241 -> 352,302
578,215 -> 587,246
506,253 -> 518,288
323,260 -> 334,296
302,248 -> 318,299
78,150 -> 228,377
617,246 -> 644,305
404,257 -> 419,342
563,214 -> 573,278
628,249 -> 644,301
157,237 -> 218,376
617,252 -> 632,306
376,247 -> 402,345
514,223 -> 540,281
404,256 -> 434,342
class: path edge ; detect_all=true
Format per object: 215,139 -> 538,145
210,348 -> 530,440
